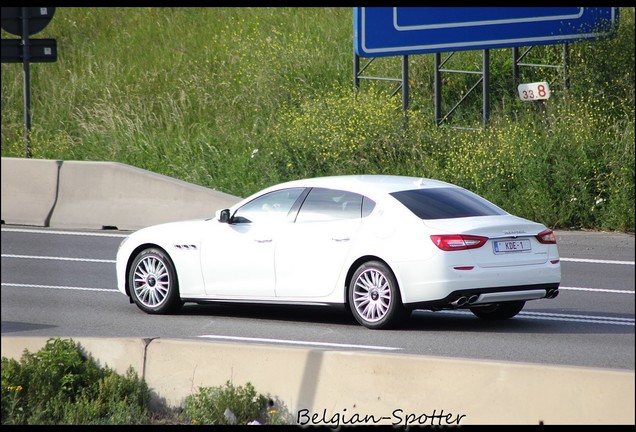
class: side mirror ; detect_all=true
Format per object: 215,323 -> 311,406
218,209 -> 231,223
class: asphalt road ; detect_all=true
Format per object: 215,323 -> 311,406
1,225 -> 634,370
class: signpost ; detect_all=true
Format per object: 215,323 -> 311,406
353,7 -> 618,129
354,7 -> 618,57
1,7 -> 57,158
1,38 -> 57,63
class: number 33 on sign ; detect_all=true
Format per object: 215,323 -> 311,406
517,82 -> 550,101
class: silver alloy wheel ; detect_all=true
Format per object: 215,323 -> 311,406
352,267 -> 392,323
132,255 -> 170,308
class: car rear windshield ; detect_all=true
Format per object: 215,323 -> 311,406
390,188 -> 507,219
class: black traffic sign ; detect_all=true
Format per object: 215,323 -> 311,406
1,7 -> 56,36
1,38 -> 57,63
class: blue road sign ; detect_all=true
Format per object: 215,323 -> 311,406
354,7 -> 619,58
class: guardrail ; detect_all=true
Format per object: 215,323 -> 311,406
1,157 -> 241,230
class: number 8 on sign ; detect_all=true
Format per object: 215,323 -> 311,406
517,82 -> 551,101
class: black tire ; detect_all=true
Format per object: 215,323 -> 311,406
469,301 -> 525,320
128,247 -> 183,314
348,261 -> 408,329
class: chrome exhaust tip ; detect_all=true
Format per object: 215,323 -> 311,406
449,296 -> 468,307
547,289 -> 560,299
468,294 -> 480,304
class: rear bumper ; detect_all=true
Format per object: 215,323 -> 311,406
403,283 -> 560,311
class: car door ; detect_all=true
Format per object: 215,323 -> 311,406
274,188 -> 364,298
199,187 -> 305,298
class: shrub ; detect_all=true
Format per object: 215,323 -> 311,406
182,380 -> 293,425
1,337 -> 293,425
1,338 -> 151,425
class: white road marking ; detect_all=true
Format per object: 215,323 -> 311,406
416,309 -> 634,326
1,283 -> 115,292
1,227 -> 128,237
560,286 -> 634,294
518,310 -> 634,321
560,257 -> 634,265
198,334 -> 401,351
1,254 -> 115,263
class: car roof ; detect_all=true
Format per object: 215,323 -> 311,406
271,175 -> 459,196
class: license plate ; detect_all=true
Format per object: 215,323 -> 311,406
493,239 -> 531,254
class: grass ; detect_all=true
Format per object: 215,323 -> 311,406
1,7 -> 634,232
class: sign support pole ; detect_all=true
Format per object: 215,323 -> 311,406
21,7 -> 33,158
483,49 -> 490,129
353,52 -> 360,89
434,53 -> 441,125
2,6 -> 57,158
401,55 -> 408,111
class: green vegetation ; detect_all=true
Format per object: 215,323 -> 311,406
183,380 -> 292,425
1,338 -> 150,425
1,7 -> 634,232
1,338 -> 293,425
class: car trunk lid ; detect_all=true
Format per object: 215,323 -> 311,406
424,215 -> 553,267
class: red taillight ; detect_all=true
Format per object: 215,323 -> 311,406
430,234 -> 488,251
536,229 -> 557,244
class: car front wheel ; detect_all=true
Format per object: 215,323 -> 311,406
128,247 -> 183,314
348,261 -> 407,330
469,301 -> 525,320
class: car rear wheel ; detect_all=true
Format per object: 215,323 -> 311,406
348,261 -> 407,329
469,301 -> 525,320
128,247 -> 183,314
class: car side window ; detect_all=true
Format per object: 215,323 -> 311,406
295,188 -> 366,223
232,188 -> 304,224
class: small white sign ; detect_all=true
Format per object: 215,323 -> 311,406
517,82 -> 550,101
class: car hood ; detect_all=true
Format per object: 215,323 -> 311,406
127,218 -> 211,242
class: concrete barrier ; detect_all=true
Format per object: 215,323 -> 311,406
1,157 -> 242,231
1,157 -> 61,226
1,336 -> 634,425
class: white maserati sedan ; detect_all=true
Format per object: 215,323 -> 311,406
116,175 -> 561,329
